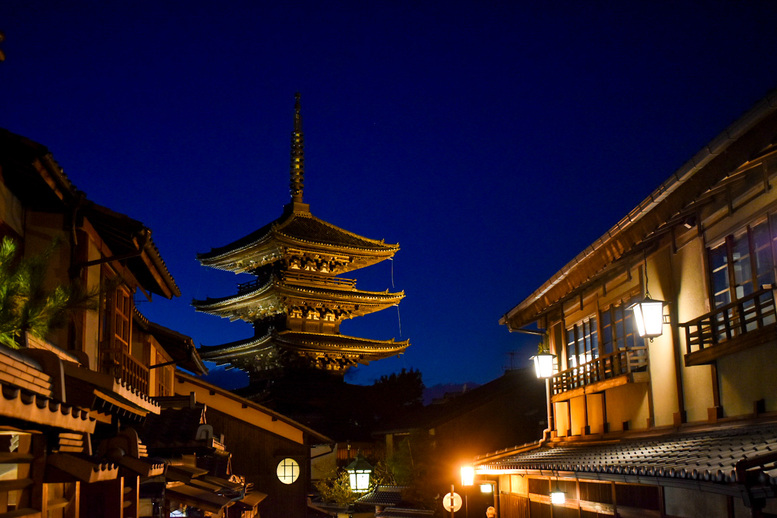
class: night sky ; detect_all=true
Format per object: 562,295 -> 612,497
3,1 -> 777,389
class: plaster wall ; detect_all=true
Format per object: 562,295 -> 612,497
664,486 -> 728,518
645,247 -> 679,428
554,400 -> 570,437
673,238 -> 716,423
682,363 -> 715,423
570,396 -> 586,436
605,383 -> 649,431
587,393 -> 605,434
718,341 -> 777,416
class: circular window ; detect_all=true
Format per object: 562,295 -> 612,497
276,458 -> 300,484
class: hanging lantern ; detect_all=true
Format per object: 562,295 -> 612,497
532,353 -> 555,379
346,454 -> 372,493
629,296 -> 666,339
551,486 -> 566,505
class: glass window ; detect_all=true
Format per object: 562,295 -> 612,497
708,216 -> 777,308
277,458 -> 300,484
565,317 -> 598,367
601,300 -> 638,355
709,241 -> 731,308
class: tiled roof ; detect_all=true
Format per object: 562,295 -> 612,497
478,422 -> 777,486
356,485 -> 407,506
375,508 -> 434,518
199,330 -> 409,361
198,207 -> 399,263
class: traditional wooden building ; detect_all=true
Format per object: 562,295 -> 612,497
470,90 -> 777,517
194,94 -> 408,378
0,128 -> 260,517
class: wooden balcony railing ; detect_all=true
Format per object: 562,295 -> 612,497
119,349 -> 149,394
550,348 -> 648,396
681,285 -> 777,365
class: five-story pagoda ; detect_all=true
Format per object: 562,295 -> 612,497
194,94 -> 409,383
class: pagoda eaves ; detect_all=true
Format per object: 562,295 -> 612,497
199,330 -> 410,372
192,273 -> 405,323
197,205 -> 399,276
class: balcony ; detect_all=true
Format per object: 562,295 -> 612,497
681,285 -> 777,366
550,348 -> 648,400
120,349 -> 149,394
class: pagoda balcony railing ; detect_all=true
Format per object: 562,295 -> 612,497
681,284 -> 777,366
550,347 -> 648,397
238,272 -> 357,293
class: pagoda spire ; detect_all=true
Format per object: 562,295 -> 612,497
289,92 -> 305,204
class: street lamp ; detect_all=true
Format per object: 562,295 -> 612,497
346,454 -> 372,493
532,352 -> 556,379
460,465 -> 475,486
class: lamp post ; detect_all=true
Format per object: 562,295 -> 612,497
532,335 -> 555,441
346,454 -> 372,493
460,465 -> 474,518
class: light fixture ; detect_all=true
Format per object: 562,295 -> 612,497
480,483 -> 493,494
550,478 -> 565,505
531,334 -> 555,379
629,253 -> 666,339
346,454 -> 372,493
460,465 -> 475,486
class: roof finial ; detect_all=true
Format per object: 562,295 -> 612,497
289,92 -> 304,203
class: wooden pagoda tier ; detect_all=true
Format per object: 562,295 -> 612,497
194,94 -> 408,375
196,201 -> 400,276
198,330 -> 410,372
192,272 -> 404,326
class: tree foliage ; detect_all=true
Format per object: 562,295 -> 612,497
0,237 -> 95,348
314,468 -> 357,507
371,367 -> 425,425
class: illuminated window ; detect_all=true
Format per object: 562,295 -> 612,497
276,458 -> 299,484
566,317 -> 597,369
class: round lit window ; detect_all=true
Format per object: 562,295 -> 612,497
276,458 -> 300,484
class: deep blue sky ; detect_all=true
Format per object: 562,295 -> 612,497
3,1 -> 777,388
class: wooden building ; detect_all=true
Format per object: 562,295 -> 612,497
0,128 -> 261,517
471,90 -> 777,517
194,94 -> 408,379
173,372 -> 334,518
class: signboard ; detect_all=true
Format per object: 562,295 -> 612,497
442,491 -> 462,513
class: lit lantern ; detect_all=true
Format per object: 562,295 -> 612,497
460,465 -> 475,486
629,296 -> 666,339
551,486 -> 566,505
532,353 -> 555,379
346,454 -> 372,493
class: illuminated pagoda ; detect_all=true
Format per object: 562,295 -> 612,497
194,94 -> 408,380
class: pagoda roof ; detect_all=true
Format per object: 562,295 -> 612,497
196,203 -> 399,274
192,274 -> 404,321
198,330 -> 409,367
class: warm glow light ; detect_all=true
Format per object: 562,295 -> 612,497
480,483 -> 493,494
630,297 -> 665,338
460,465 -> 475,486
532,353 -> 555,379
346,455 -> 373,493
551,489 -> 566,505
